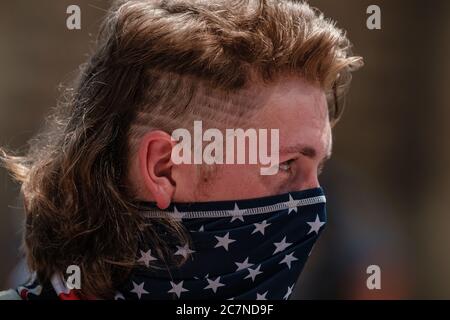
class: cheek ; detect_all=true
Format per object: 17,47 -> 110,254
195,164 -> 276,201
260,170 -> 295,194
172,164 -> 201,201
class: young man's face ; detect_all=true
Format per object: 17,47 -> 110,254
132,75 -> 333,208
170,76 -> 333,202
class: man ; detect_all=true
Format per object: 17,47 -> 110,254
0,0 -> 362,299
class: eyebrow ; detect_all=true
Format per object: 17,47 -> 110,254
279,143 -> 332,161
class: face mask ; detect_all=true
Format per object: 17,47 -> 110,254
116,187 -> 327,300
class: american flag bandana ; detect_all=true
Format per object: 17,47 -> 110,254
17,187 -> 327,300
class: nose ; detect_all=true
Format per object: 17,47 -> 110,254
291,164 -> 320,191
302,171 -> 320,190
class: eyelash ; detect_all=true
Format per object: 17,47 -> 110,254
279,159 -> 327,175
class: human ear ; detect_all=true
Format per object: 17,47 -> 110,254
138,130 -> 176,209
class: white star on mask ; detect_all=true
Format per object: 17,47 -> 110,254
168,280 -> 189,298
235,257 -> 253,271
228,203 -> 246,222
256,291 -> 268,300
214,232 -> 236,251
286,194 -> 298,214
172,206 -> 185,221
114,291 -> 125,300
130,281 -> 148,299
204,276 -> 225,293
272,236 -> 292,255
279,252 -> 298,269
307,214 -> 325,235
251,220 -> 271,235
137,249 -> 157,267
283,285 -> 294,300
174,243 -> 195,258
244,264 -> 262,282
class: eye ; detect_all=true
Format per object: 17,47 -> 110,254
279,159 -> 295,172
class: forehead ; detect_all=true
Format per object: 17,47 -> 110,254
251,76 -> 332,156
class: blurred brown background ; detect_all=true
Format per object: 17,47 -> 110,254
0,0 -> 449,299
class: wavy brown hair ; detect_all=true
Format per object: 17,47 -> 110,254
1,0 -> 362,298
